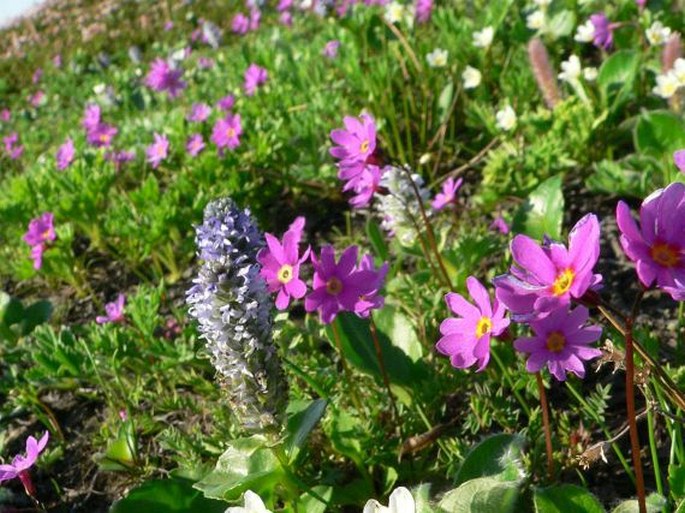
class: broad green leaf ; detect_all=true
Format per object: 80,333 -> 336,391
285,399 -> 328,463
669,463 -> 685,500
21,300 -> 53,335
373,306 -> 423,362
99,422 -> 137,472
110,478 -> 226,513
326,312 -> 428,387
366,218 -> 389,262
455,434 -> 526,485
597,50 -> 639,112
534,484 -> 605,513
512,175 -> 564,241
193,435 -> 283,500
437,81 -> 454,125
299,485 -> 333,513
611,493 -> 667,513
634,111 -> 685,159
438,478 -> 520,513
546,10 -> 575,38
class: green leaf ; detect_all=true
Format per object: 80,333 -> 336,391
110,478 -> 226,513
438,478 -> 521,513
21,300 -> 53,335
326,312 -> 428,387
611,493 -> 667,513
546,10 -> 576,38
455,434 -> 526,485
299,485 -> 333,513
99,422 -> 137,472
634,110 -> 685,160
193,435 -> 283,500
437,81 -> 454,125
366,218 -> 389,262
534,484 -> 605,513
669,463 -> 685,500
512,175 -> 564,241
373,306 -> 423,362
285,399 -> 328,463
597,50 -> 639,112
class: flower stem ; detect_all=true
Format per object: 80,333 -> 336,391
536,372 -> 554,481
369,316 -> 400,428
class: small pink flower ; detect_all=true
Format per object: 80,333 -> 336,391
24,213 -> 56,248
436,276 -> 509,371
232,13 -> 249,34
323,40 -> 340,59
96,294 -> 126,324
164,21 -> 174,31
674,150 -> 685,173
244,64 -> 268,96
249,9 -> 261,31
353,254 -> 388,318
3,132 -> 24,160
187,103 -> 212,122
30,90 -> 45,108
53,54 -> 62,68
279,11 -> 293,26
514,305 -> 602,381
216,94 -> 235,111
330,114 -> 377,164
144,58 -> 186,99
186,133 -> 205,157
258,217 -> 310,309
198,57 -> 215,69
489,215 -> 510,235
56,138 -> 75,171
211,114 -> 242,153
146,133 -> 169,168
344,164 -> 383,208
0,108 -> 10,122
432,177 -> 463,211
32,68 -> 43,84
0,431 -> 49,498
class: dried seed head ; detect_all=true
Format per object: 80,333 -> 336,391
527,38 -> 561,109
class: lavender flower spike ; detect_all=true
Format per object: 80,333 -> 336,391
186,198 -> 287,430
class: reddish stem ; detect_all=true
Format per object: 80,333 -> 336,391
625,317 -> 647,513
536,373 -> 554,480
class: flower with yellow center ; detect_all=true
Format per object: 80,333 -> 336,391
551,268 -> 575,297
475,316 -> 492,338
360,139 -> 370,154
326,277 -> 343,295
650,242 -> 680,268
545,331 -> 565,353
277,264 -> 293,284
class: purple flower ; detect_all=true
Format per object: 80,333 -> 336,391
82,104 -> 101,132
146,133 -> 169,168
432,177 -> 463,210
3,132 -> 24,160
354,254 -> 388,317
0,431 -> 49,497
53,54 -> 62,68
187,102 -> 212,122
590,13 -> 613,50
258,217 -> 310,309
249,9 -> 261,31
489,215 -> 510,235
24,213 -> 55,247
330,114 -> 377,164
30,90 -> 45,108
415,0 -> 433,23
32,68 -> 43,84
244,64 -> 268,96
323,40 -> 341,59
436,276 -> 510,371
96,294 -> 126,324
186,133 -> 206,157
164,20 -> 174,31
232,13 -> 249,34
29,244 -> 46,271
674,150 -> 685,173
56,138 -> 75,171
304,245 -> 378,324
86,122 -> 118,148
616,183 -> 685,300
144,58 -> 186,99
493,214 -> 602,321
216,94 -> 235,111
198,56 -> 215,69
105,149 -> 136,171
514,305 -> 602,381
0,108 -> 10,122
278,0 -> 293,11
211,114 -> 242,153
279,11 -> 293,26
344,163 -> 383,208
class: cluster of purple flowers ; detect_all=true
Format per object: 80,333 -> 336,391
257,217 -> 388,324
23,213 -> 56,270
3,132 -> 24,160
83,104 -> 117,148
144,58 -> 187,99
244,64 -> 268,96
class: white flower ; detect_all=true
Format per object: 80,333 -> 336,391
426,48 -> 448,68
583,66 -> 598,81
574,19 -> 595,43
645,21 -> 672,46
653,72 -> 680,99
526,10 -> 546,30
363,487 -> 416,513
225,491 -> 272,513
672,58 -> 685,86
462,65 -> 482,89
558,55 -> 582,83
93,83 -> 106,95
534,0 -> 552,7
384,2 -> 406,24
473,26 -> 494,48
496,105 -> 517,131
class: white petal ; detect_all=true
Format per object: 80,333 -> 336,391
388,487 -> 416,513
364,500 -> 391,513
243,490 -> 271,513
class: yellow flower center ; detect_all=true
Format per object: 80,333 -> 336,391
650,242 -> 680,268
226,127 -> 235,138
475,316 -> 492,338
551,268 -> 575,296
99,134 -> 109,143
546,332 -> 566,353
360,139 -> 370,153
326,277 -> 343,295
277,264 -> 293,284
156,146 -> 165,157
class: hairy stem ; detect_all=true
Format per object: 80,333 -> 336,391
536,372 -> 554,480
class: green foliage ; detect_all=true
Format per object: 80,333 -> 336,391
512,174 -> 564,241
110,478 -> 226,513
533,484 -> 605,513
